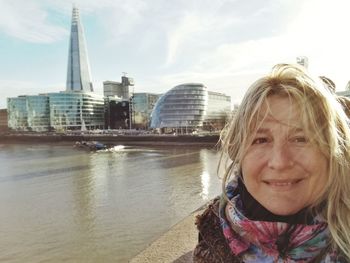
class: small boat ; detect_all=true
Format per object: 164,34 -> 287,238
74,141 -> 107,151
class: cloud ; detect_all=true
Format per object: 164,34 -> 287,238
283,0 -> 350,89
0,0 -> 68,43
1,0 -> 350,108
152,0 -> 350,96
162,0 -> 299,69
0,0 -> 119,43
94,0 -> 149,44
165,13 -> 201,66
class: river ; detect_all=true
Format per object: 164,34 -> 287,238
0,143 -> 222,262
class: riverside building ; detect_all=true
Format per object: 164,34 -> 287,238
133,93 -> 161,129
203,91 -> 231,131
7,6 -> 106,132
150,83 -> 231,133
103,76 -> 134,129
7,92 -> 105,132
49,92 -> 104,131
104,97 -> 130,129
296,56 -> 309,69
0,109 -> 8,131
7,96 -> 28,131
27,95 -> 50,132
66,6 -> 93,92
103,76 -> 134,100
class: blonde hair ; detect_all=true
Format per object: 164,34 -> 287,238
220,63 -> 350,259
338,96 -> 350,117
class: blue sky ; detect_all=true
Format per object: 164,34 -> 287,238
0,0 -> 350,109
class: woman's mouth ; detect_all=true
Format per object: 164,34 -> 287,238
263,179 -> 303,189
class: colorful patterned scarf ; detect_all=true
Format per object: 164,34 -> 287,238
219,180 -> 340,262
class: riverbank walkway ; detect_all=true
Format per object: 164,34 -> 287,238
130,206 -> 206,263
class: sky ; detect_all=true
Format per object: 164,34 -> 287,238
0,0 -> 350,109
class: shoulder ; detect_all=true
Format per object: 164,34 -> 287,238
193,197 -> 241,263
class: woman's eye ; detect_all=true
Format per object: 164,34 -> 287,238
291,136 -> 308,143
252,138 -> 268,144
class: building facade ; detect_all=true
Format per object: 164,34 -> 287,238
150,83 -> 231,133
66,6 -> 93,92
103,80 -> 129,100
105,97 -> 129,129
49,92 -> 105,131
7,92 -> 105,132
0,109 -> 8,131
7,96 -> 28,131
6,7 -> 108,132
133,93 -> 161,129
27,95 -> 50,132
203,91 -> 231,131
296,56 -> 309,69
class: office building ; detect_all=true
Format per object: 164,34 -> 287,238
296,56 -> 309,69
0,109 -> 8,131
6,6 -> 106,132
105,97 -> 130,129
66,6 -> 93,92
49,92 -> 105,131
7,96 -> 28,131
133,93 -> 161,129
103,75 -> 134,100
7,92 -> 105,132
27,95 -> 50,132
203,91 -> 231,131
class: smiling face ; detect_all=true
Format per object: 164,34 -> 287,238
241,95 -> 328,216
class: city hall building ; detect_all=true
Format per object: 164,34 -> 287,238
150,83 -> 231,133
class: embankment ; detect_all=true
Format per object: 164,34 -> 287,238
0,133 -> 220,147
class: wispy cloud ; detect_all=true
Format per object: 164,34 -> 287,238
0,0 -> 350,109
0,0 -> 68,43
165,13 -> 201,66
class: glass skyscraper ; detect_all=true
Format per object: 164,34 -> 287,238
6,6 -> 105,132
66,6 -> 93,92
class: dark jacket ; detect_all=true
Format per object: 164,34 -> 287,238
193,198 -> 241,263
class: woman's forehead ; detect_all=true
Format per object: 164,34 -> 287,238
256,95 -> 302,125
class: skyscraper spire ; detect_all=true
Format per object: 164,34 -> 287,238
66,6 -> 93,92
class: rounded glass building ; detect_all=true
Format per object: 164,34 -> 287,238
150,83 -> 208,131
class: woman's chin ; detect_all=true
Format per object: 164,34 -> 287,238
261,200 -> 306,216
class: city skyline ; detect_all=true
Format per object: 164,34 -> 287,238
1,0 -> 350,109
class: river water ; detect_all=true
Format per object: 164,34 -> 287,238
0,143 -> 222,262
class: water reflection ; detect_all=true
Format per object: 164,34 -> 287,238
0,144 -> 221,262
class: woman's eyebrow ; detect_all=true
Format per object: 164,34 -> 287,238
290,127 -> 304,133
256,128 -> 270,134
256,127 -> 304,134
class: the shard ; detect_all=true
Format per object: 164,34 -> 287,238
66,6 -> 93,92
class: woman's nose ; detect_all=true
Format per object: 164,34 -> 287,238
267,143 -> 294,170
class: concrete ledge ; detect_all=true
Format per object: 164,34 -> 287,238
130,210 -> 203,263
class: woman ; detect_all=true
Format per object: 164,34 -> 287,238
194,64 -> 350,262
